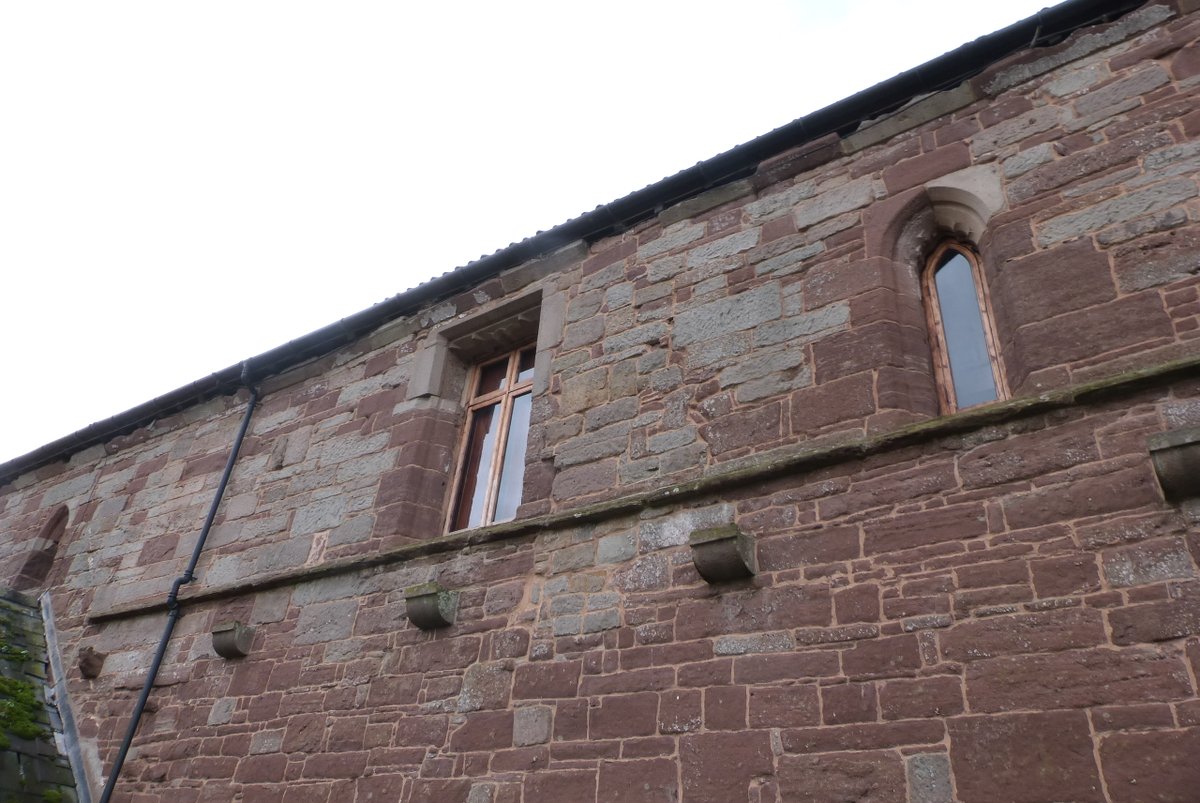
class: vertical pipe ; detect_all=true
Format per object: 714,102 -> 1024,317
98,378 -> 259,802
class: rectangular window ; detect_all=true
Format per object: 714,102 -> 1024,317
448,345 -> 536,531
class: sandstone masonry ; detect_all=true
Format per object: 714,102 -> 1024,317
3,2 -> 1200,801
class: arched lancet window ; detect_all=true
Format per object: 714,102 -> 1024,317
923,242 -> 1006,412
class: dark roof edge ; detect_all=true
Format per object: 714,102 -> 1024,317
0,0 -> 1151,487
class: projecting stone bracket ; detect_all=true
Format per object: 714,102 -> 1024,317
1148,425 -> 1200,503
405,582 -> 459,630
211,621 -> 254,659
689,525 -> 756,583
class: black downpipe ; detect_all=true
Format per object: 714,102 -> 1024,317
98,369 -> 260,802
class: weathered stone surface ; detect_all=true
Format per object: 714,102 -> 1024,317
1100,727 -> 1200,803
680,731 -> 774,803
777,751 -> 905,802
948,711 -> 1104,803
965,647 -> 1193,713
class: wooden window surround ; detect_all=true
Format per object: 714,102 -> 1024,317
923,241 -> 1007,413
447,345 -> 536,532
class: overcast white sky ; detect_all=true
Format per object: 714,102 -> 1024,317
0,1 -> 1055,465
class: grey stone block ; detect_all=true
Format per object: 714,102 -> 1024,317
292,495 -> 348,535
1038,178 -> 1199,246
638,221 -> 705,259
513,706 -> 552,746
294,599 -> 358,645
793,176 -> 875,231
984,4 -> 1173,96
597,533 -> 636,564
714,632 -> 795,655
673,284 -> 781,347
685,229 -> 760,267
907,753 -> 953,803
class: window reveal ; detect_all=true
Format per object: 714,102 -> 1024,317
923,242 -> 1006,412
449,346 -> 536,531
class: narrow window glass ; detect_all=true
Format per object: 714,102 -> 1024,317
493,391 -> 532,523
449,345 -> 536,531
925,243 -> 1005,412
451,404 -> 500,531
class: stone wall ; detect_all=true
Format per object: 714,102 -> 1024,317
1,2 -> 1200,801
0,589 -> 79,803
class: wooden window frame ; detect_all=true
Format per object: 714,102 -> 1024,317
446,345 -> 536,532
922,241 -> 1008,414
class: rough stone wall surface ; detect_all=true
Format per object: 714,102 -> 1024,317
1,2 -> 1200,801
0,589 -> 79,802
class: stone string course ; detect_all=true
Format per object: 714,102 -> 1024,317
2,2 -> 1200,800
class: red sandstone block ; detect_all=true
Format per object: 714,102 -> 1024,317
699,401 -> 784,457
448,711 -> 513,753
676,585 -> 832,641
235,754 -> 288,784
524,769 -> 598,802
1009,291 -> 1175,380
283,713 -> 326,753
704,685 -> 747,731
512,659 -> 582,699
301,751 -> 367,780
678,659 -> 732,687
580,667 -> 674,696
957,418 -> 1100,490
1109,582 -> 1200,644
835,583 -> 881,624
680,731 -> 774,803
1091,702 -> 1175,732
821,682 -> 879,725
658,689 -> 702,734
776,750 -> 905,801
949,711 -> 1103,803
811,321 -> 927,383
842,634 -> 921,681
879,675 -> 964,720
965,646 -> 1193,714
757,526 -> 861,571
1031,554 -> 1102,598
862,503 -> 988,556
789,372 -> 876,434
733,651 -> 840,684
941,607 -> 1105,662
589,692 -> 658,739
882,142 -> 972,194
406,778 -> 473,802
780,719 -> 944,754
365,675 -> 421,708
1002,466 -> 1160,531
393,715 -> 448,748
598,758 -> 678,803
747,684 -> 820,728
1100,727 -> 1200,803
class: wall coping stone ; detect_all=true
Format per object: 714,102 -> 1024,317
88,352 -> 1200,625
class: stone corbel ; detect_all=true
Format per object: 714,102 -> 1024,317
1148,425 -> 1200,503
212,621 -> 254,659
405,582 -> 459,629
689,525 -> 756,583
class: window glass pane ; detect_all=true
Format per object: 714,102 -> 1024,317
476,358 -> 508,397
492,391 -> 532,523
451,403 -> 500,531
516,348 -> 536,383
934,250 -> 998,408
